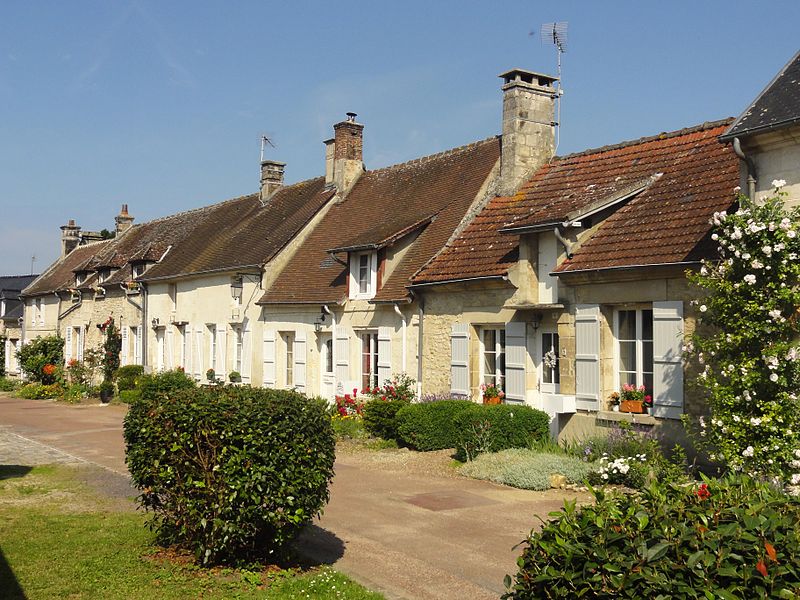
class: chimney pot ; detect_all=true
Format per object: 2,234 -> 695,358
260,159 -> 286,204
330,114 -> 365,194
60,219 -> 81,257
115,203 -> 135,235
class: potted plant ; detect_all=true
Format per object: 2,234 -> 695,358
228,371 -> 242,384
643,394 -> 653,415
206,368 -> 216,383
481,382 -> 504,405
609,391 -> 621,412
618,383 -> 646,414
98,380 -> 114,404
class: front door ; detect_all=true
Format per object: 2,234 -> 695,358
539,330 -> 560,395
319,334 -> 335,400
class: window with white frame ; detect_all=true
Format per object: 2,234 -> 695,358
132,326 -> 142,365
616,309 -> 654,392
35,298 -> 43,326
541,332 -> 560,387
283,332 -> 294,387
234,326 -> 243,373
208,325 -> 217,371
29,300 -> 35,326
98,269 -> 112,283
75,272 -> 86,286
482,328 -> 506,391
324,338 -> 334,375
360,331 -> 378,391
349,251 -> 377,300
132,263 -> 146,279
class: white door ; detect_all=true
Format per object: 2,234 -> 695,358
319,334 -> 335,400
539,330 -> 561,395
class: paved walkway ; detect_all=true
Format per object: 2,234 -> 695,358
0,393 -> 581,599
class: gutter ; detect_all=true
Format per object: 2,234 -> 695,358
732,137 -> 758,200
140,264 -> 262,283
719,117 -> 800,143
554,260 -> 702,277
407,275 -> 507,288
416,296 -> 424,400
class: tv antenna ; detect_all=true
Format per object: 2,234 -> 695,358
259,134 -> 276,163
540,21 -> 567,152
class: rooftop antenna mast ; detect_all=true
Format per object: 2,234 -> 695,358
259,134 -> 276,163
540,21 -> 567,153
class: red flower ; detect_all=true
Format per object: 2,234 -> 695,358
695,483 -> 711,500
42,364 -> 57,376
756,560 -> 768,577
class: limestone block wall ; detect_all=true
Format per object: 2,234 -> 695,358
747,128 -> 800,209
23,295 -> 60,340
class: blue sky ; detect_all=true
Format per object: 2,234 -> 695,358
1,1 -> 799,274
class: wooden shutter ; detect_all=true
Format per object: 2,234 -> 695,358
505,322 -> 527,403
262,329 -> 276,387
193,328 -> 203,379
77,327 -> 84,362
377,326 -> 392,385
293,330 -> 307,393
165,327 -> 174,370
182,326 -> 191,372
120,326 -> 128,366
652,301 -> 684,420
335,326 -> 351,394
241,325 -> 252,383
64,327 -> 73,364
450,323 -> 470,397
216,325 -> 226,378
575,304 -> 601,410
134,327 -> 142,365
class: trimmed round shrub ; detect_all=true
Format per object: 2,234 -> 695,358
454,404 -> 550,461
114,365 -> 145,391
362,399 -> 409,440
124,384 -> 335,565
395,400 -> 474,451
504,475 -> 800,599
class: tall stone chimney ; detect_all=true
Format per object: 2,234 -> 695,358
115,204 -> 134,235
498,69 -> 558,196
327,112 -> 364,194
60,219 -> 81,257
260,159 -> 286,204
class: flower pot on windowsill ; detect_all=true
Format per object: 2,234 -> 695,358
620,400 -> 644,414
483,395 -> 502,405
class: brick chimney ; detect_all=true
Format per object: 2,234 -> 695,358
115,204 -> 135,235
325,112 -> 364,194
60,219 -> 81,257
260,159 -> 285,204
498,69 -> 558,196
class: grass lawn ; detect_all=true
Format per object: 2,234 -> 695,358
0,465 -> 383,600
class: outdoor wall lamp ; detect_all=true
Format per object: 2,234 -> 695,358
230,276 -> 243,299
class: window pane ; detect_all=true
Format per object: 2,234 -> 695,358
483,329 -> 496,349
619,340 -> 636,372
484,352 -> 496,381
619,310 -> 636,340
642,341 -> 654,375
643,373 -> 653,395
642,309 -> 653,341
325,339 -> 333,374
621,371 -> 637,387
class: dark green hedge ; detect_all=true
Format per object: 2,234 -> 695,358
123,378 -> 335,565
453,404 -> 550,461
362,399 -> 409,440
114,365 -> 145,391
395,400 -> 474,451
504,476 -> 800,599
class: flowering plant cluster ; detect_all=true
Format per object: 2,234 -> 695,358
334,391 -> 364,417
101,317 -> 121,383
619,383 -> 653,407
687,183 -> 800,491
593,453 -> 648,485
363,373 -> 416,403
480,382 -> 505,399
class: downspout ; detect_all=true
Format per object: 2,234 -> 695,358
416,297 -> 424,400
141,284 -> 148,371
121,284 -> 144,367
393,303 -> 407,374
553,227 -> 574,259
732,137 -> 757,200
53,291 -> 62,337
322,305 -> 335,396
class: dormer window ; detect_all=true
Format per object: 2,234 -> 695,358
132,263 -> 146,279
349,251 -> 377,300
75,272 -> 86,286
98,268 -> 114,283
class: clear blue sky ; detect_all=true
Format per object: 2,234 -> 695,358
1,1 -> 798,275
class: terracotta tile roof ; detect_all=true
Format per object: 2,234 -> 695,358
413,119 -> 738,283
258,137 -> 500,304
721,50 -> 800,141
141,177 -> 333,281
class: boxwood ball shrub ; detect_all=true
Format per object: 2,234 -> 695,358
504,475 -> 800,599
395,400 -> 474,451
124,383 -> 335,565
362,398 -> 409,440
454,404 -> 550,461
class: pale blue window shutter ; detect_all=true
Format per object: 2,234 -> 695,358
262,329 -> 276,387
293,330 -> 307,393
450,323 -> 470,397
504,322 -> 527,403
575,304 -> 600,410
335,326 -> 351,394
64,327 -> 73,364
241,325 -> 252,384
377,326 -> 392,386
652,301 -> 684,419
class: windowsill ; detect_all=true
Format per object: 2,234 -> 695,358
595,410 -> 657,426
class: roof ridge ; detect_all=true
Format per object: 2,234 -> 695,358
555,118 -> 734,161
367,136 -> 499,175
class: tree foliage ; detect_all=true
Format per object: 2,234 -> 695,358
16,335 -> 63,383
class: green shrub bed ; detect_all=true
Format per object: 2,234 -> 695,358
453,404 -> 550,461
0,377 -> 18,391
395,400 -> 474,450
17,382 -> 63,399
114,364 -> 145,391
118,389 -> 141,404
362,399 -> 409,440
460,449 -> 594,491
504,475 -> 800,599
124,379 -> 335,565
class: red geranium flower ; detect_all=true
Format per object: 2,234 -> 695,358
695,483 -> 711,500
42,364 -> 57,376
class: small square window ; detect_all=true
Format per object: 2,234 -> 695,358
349,252 -> 377,300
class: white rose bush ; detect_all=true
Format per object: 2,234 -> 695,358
687,182 -> 800,492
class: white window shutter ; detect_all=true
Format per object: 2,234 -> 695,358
165,327 -> 174,370
121,326 -> 128,366
241,326 -> 252,383
216,325 -> 226,378
505,322 -> 527,403
293,330 -> 307,393
450,323 -> 470,397
575,304 -> 601,410
652,301 -> 684,420
377,326 -> 392,386
77,327 -> 84,362
193,328 -> 203,379
134,327 -> 142,365
65,327 -> 73,364
262,329 -> 276,387
335,326 -> 351,394
183,327 -> 191,373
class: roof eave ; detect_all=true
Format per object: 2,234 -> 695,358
719,116 -> 800,142
554,260 -> 702,277
408,274 -> 508,288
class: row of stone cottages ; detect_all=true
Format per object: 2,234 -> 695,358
11,52 -> 800,439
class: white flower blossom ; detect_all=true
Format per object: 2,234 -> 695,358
772,179 -> 787,189
750,417 -> 762,426
744,274 -> 756,285
770,373 -> 779,382
788,230 -> 797,239
700,305 -> 707,313
743,446 -> 754,457
751,259 -> 764,269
